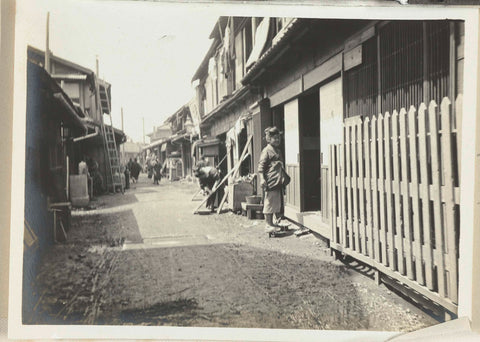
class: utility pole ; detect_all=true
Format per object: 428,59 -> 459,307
143,117 -> 145,144
45,12 -> 51,73
96,55 -> 99,76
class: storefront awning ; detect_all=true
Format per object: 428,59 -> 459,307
143,138 -> 168,151
171,132 -> 190,143
195,138 -> 221,148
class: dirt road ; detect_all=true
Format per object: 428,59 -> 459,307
28,174 -> 438,331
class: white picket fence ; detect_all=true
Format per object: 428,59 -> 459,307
329,96 -> 462,314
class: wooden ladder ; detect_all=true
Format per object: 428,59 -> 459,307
97,78 -> 123,193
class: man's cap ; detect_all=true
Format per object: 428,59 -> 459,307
264,126 -> 281,136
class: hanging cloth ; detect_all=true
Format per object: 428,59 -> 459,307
245,17 -> 270,70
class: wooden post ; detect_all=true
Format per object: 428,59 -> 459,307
375,269 -> 381,286
429,100 -> 446,298
400,108 -> 414,280
378,114 -> 387,266
392,110 -> 405,274
364,117 -> 373,258
384,112 -> 395,269
66,155 -> 69,200
441,97 -> 458,303
217,135 -> 253,214
408,105 -> 425,285
193,152 -> 250,214
357,120 -> 366,255
346,124 -> 353,250
418,103 -> 434,290
371,115 -> 380,263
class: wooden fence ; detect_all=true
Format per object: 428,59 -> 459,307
285,164 -> 301,210
329,96 -> 462,314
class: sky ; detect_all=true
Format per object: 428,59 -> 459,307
17,0 -> 220,143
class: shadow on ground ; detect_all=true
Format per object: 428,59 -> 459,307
27,240 -> 430,331
68,209 -> 143,245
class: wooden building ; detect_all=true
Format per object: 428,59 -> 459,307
23,61 -> 88,320
192,17 -> 277,186
27,46 -> 126,193
164,105 -> 196,179
198,17 -> 465,316
142,105 -> 196,180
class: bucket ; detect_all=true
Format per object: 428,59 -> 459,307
246,195 -> 261,205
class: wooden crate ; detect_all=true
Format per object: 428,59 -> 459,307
228,182 -> 254,211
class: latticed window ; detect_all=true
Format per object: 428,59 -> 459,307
344,37 -> 378,118
344,20 -> 452,118
425,21 -> 450,104
379,21 -> 424,114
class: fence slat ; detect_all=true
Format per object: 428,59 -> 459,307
371,116 -> 380,263
455,94 -> 463,178
323,166 -> 329,222
340,143 -> 346,246
328,96 -> 459,310
352,122 -> 360,252
429,100 -> 446,297
418,103 -> 434,290
441,97 -> 458,303
346,126 -> 353,249
400,108 -> 414,280
364,117 -> 373,258
384,112 -> 396,269
408,105 -> 425,285
357,120 -> 366,255
392,110 -> 405,274
330,146 -> 337,244
378,114 -> 388,265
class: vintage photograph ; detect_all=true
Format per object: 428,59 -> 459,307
11,0 -> 476,339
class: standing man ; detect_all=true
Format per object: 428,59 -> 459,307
258,126 -> 290,235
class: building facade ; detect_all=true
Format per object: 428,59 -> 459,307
197,17 -> 465,316
23,61 -> 88,321
28,46 -> 126,193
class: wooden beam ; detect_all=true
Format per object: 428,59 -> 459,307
217,134 -> 253,214
194,135 -> 253,214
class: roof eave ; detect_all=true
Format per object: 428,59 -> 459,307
28,45 -> 95,76
191,38 -> 219,83
241,18 -> 304,85
200,85 -> 251,126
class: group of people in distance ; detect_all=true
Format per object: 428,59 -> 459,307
126,158 -> 142,184
193,126 -> 290,237
145,155 -> 163,185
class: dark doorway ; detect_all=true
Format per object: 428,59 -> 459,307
299,90 -> 321,212
217,132 -> 228,179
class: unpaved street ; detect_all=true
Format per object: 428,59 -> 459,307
28,174 -> 438,331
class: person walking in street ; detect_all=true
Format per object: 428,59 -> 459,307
87,157 -> 105,196
130,158 -> 141,183
153,157 -> 162,185
124,163 -> 130,190
193,161 -> 224,213
257,126 -> 290,236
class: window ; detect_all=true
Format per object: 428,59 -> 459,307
344,37 -> 378,118
380,21 -> 424,114
343,21 -> 452,118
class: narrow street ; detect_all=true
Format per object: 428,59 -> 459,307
28,174 -> 438,331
